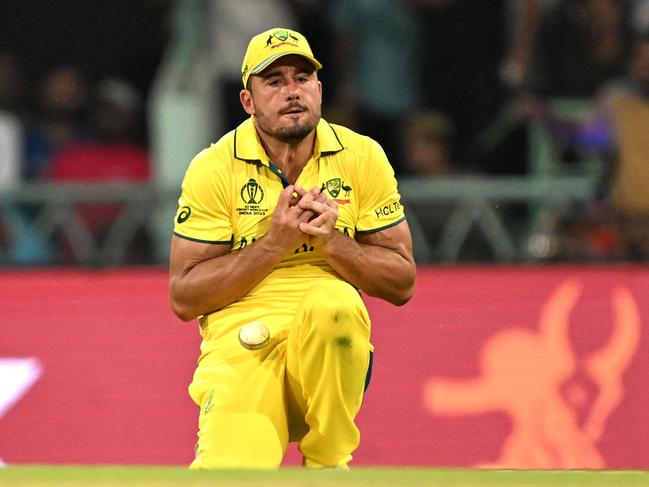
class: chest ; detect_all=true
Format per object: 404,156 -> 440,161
230,157 -> 358,249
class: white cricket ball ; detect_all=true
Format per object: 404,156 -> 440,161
238,321 -> 270,350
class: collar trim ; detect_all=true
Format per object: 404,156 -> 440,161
233,117 -> 344,165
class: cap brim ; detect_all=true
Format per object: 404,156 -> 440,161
251,52 -> 322,75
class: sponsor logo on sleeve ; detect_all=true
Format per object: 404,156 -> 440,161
374,201 -> 402,218
176,206 -> 192,224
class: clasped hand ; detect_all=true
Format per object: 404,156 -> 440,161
267,184 -> 338,253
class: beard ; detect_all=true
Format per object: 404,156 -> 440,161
255,106 -> 321,143
274,116 -> 318,142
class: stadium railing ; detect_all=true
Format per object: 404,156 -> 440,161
0,175 -> 597,267
0,183 -> 157,267
401,175 -> 596,263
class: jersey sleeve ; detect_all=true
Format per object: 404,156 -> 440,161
356,138 -> 406,234
173,148 -> 233,244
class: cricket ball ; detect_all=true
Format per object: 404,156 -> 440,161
238,321 -> 270,350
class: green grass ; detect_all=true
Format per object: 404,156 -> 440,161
0,466 -> 647,487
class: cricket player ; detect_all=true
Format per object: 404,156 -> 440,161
169,27 -> 416,469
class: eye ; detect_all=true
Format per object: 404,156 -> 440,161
267,78 -> 281,87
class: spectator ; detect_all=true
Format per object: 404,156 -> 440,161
500,0 -> 546,94
0,51 -> 25,114
0,112 -> 21,186
531,0 -> 631,98
407,0 -> 507,172
480,0 -> 631,176
0,52 -> 23,187
589,32 -> 649,260
630,0 -> 649,35
47,77 -> 152,264
0,203 -> 55,266
473,0 -> 559,175
399,110 -> 458,260
24,67 -> 89,180
48,78 -> 150,182
401,111 -> 455,177
0,51 -> 54,265
327,0 -> 422,174
548,31 -> 649,262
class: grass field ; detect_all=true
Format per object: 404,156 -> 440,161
0,466 -> 647,487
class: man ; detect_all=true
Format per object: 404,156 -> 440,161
589,32 -> 649,260
169,27 -> 416,469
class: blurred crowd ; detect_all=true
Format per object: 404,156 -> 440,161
0,62 -> 154,265
0,0 -> 169,265
2,0 -> 649,264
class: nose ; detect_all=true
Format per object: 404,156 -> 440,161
283,80 -> 300,99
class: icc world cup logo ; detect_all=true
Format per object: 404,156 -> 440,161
241,178 -> 264,205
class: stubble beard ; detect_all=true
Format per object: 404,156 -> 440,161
276,120 -> 316,142
259,110 -> 321,143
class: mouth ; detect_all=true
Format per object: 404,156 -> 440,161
280,105 -> 307,115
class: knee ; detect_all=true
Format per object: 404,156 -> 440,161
300,280 -> 370,343
304,280 -> 362,309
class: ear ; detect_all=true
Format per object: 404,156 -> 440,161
240,89 -> 255,115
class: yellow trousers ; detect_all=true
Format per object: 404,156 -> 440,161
189,280 -> 372,469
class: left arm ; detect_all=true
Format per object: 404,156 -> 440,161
298,190 -> 416,305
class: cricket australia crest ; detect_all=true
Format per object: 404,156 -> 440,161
325,178 -> 342,198
321,178 -> 352,203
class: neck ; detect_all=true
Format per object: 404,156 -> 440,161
255,125 -> 316,184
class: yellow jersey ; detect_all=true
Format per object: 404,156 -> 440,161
173,117 -> 405,355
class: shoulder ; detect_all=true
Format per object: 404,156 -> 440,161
324,123 -> 396,195
326,122 -> 384,159
180,132 -> 239,199
185,130 -> 237,176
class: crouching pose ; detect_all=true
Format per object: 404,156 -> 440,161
169,27 -> 416,469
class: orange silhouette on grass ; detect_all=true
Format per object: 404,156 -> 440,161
424,280 -> 640,468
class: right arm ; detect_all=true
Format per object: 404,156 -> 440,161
169,185 -> 317,321
169,235 -> 282,322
